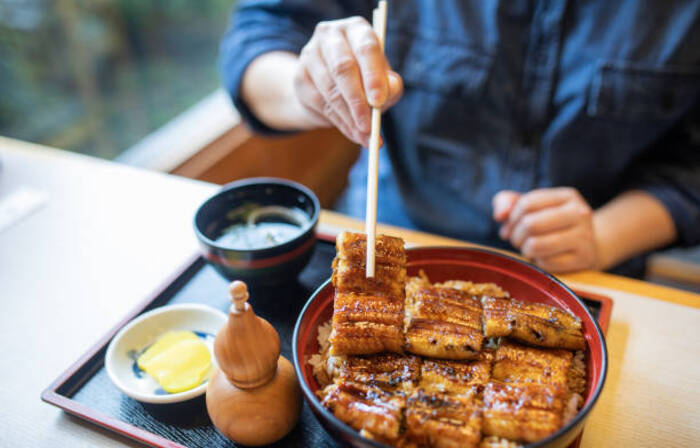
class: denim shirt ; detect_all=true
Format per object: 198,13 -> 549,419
220,0 -> 700,249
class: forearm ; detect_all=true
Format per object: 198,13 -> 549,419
240,51 -> 321,131
593,190 -> 677,270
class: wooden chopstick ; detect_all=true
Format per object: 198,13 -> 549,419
365,0 -> 388,278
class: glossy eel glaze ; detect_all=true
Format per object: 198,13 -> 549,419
317,232 -> 586,448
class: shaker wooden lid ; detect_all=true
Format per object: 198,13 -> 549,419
230,280 -> 250,312
213,281 -> 281,389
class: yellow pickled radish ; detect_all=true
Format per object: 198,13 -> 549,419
137,331 -> 212,393
137,331 -> 199,370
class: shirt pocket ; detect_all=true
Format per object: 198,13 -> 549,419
587,61 -> 700,123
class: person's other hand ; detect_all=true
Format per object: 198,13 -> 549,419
492,188 -> 598,273
295,17 -> 403,146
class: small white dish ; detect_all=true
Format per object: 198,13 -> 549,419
105,303 -> 227,404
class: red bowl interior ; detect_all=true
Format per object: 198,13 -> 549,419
293,247 -> 607,446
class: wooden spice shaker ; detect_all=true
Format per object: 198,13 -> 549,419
206,281 -> 302,446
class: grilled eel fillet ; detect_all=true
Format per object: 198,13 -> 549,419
400,353 -> 493,448
404,276 -> 484,360
322,381 -> 405,441
322,354 -> 420,441
482,341 -> 578,443
482,381 -> 565,443
330,232 -> 406,355
418,354 -> 492,394
403,388 -> 483,448
482,297 -> 585,350
491,341 -> 572,388
324,354 -> 492,447
329,353 -> 422,394
320,343 -> 584,446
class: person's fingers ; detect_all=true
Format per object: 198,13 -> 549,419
501,187 -> 578,239
534,252 -> 583,273
299,41 -> 356,132
509,187 -> 578,223
345,18 -> 389,108
382,71 -> 404,111
315,94 -> 361,144
293,67 -> 332,127
520,225 -> 585,260
319,27 -> 371,135
327,106 -> 365,145
298,53 -> 366,145
492,190 -> 521,222
509,201 -> 592,248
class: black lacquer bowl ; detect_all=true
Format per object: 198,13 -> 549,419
293,247 -> 607,448
194,177 -> 319,284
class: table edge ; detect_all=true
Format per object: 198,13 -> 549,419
319,210 -> 700,308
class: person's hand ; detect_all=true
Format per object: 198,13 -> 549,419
294,16 -> 403,146
492,188 -> 599,273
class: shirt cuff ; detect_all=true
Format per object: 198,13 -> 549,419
639,183 -> 700,247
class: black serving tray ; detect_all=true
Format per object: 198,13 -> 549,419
42,235 -> 611,448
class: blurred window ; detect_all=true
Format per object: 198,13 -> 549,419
0,0 -> 234,160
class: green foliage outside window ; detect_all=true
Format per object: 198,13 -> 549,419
0,0 -> 235,159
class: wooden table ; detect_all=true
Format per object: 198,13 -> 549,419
1,136 -> 698,447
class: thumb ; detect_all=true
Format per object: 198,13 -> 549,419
492,190 -> 520,222
381,71 -> 403,111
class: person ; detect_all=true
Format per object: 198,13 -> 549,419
219,0 -> 700,275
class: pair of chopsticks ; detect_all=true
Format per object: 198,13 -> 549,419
365,0 -> 388,278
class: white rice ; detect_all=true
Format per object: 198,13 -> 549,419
436,279 -> 510,299
479,436 -> 522,448
308,320 -> 333,387
567,350 -> 587,395
563,392 -> 583,425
